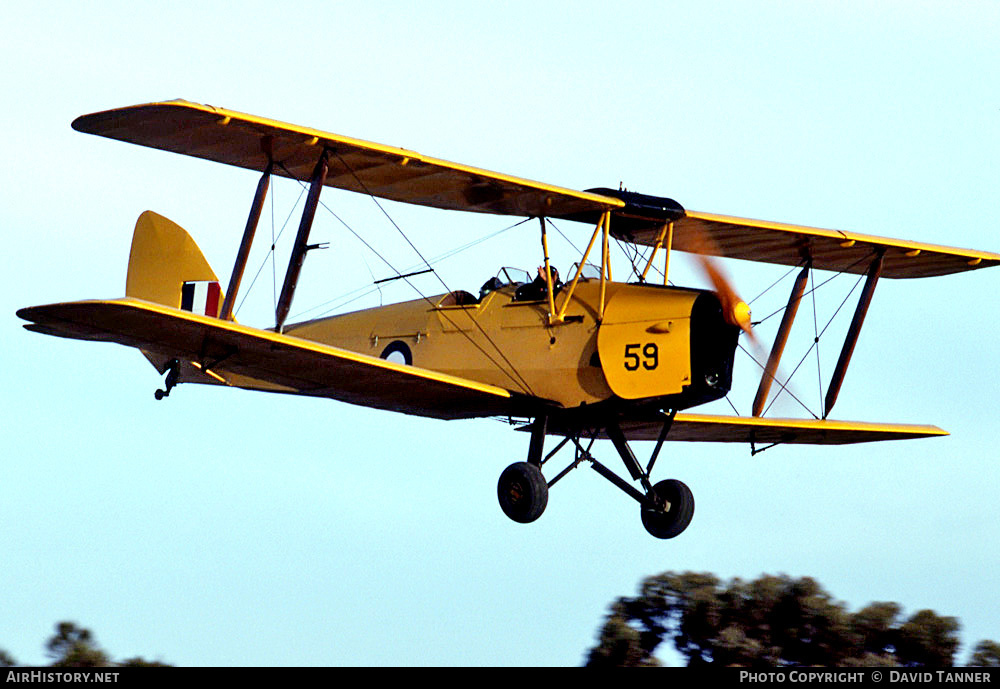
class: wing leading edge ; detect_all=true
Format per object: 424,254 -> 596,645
16,298 -> 531,420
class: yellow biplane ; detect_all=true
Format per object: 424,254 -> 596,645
17,101 -> 1000,538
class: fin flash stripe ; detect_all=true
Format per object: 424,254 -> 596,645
181,281 -> 221,317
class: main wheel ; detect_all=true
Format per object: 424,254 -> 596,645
498,462 -> 549,524
641,479 -> 694,539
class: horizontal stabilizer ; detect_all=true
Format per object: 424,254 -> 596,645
17,298 -> 530,420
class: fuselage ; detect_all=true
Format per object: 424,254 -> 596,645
285,276 -> 740,417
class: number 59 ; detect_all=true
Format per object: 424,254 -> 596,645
624,343 -> 658,371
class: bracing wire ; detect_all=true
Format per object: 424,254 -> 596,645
748,264 -> 800,307
235,181 -> 306,319
759,268 -> 868,418
740,339 -> 819,419
291,218 -> 530,321
276,155 -> 538,395
751,253 -> 873,329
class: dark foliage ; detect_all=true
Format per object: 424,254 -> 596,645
586,571 -> 992,667
3,622 -> 170,668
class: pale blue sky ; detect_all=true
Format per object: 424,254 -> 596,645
2,1 -> 998,666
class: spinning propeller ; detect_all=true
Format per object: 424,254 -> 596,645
687,227 -> 756,343
695,251 -> 755,339
687,226 -> 803,418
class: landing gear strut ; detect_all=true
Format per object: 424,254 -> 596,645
498,416 -> 549,523
496,410 -> 694,539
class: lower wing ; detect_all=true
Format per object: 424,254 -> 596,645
561,413 -> 947,445
17,298 -> 531,420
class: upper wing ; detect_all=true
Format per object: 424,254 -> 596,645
72,100 -> 623,219
73,101 -> 999,278
17,298 -> 533,420
599,413 -> 947,445
575,190 -> 1000,279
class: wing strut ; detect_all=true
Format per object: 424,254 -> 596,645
539,217 -> 557,323
752,262 -> 811,416
599,210 -> 611,321
824,250 -> 885,418
276,150 -> 330,332
554,211 -> 607,324
640,221 -> 674,284
220,158 -> 273,321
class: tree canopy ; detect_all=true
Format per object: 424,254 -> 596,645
586,571 -> 995,667
2,622 -> 169,668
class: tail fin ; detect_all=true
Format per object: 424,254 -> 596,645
126,211 -> 232,383
126,210 -> 226,317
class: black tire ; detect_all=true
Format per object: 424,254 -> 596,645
497,462 -> 549,524
641,479 -> 694,539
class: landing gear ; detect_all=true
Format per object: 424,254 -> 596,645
640,479 -> 694,539
497,416 -> 550,523
496,410 -> 695,539
497,462 -> 548,523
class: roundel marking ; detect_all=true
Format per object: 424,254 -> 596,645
380,340 -> 413,366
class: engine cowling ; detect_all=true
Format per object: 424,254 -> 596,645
597,285 -> 739,409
